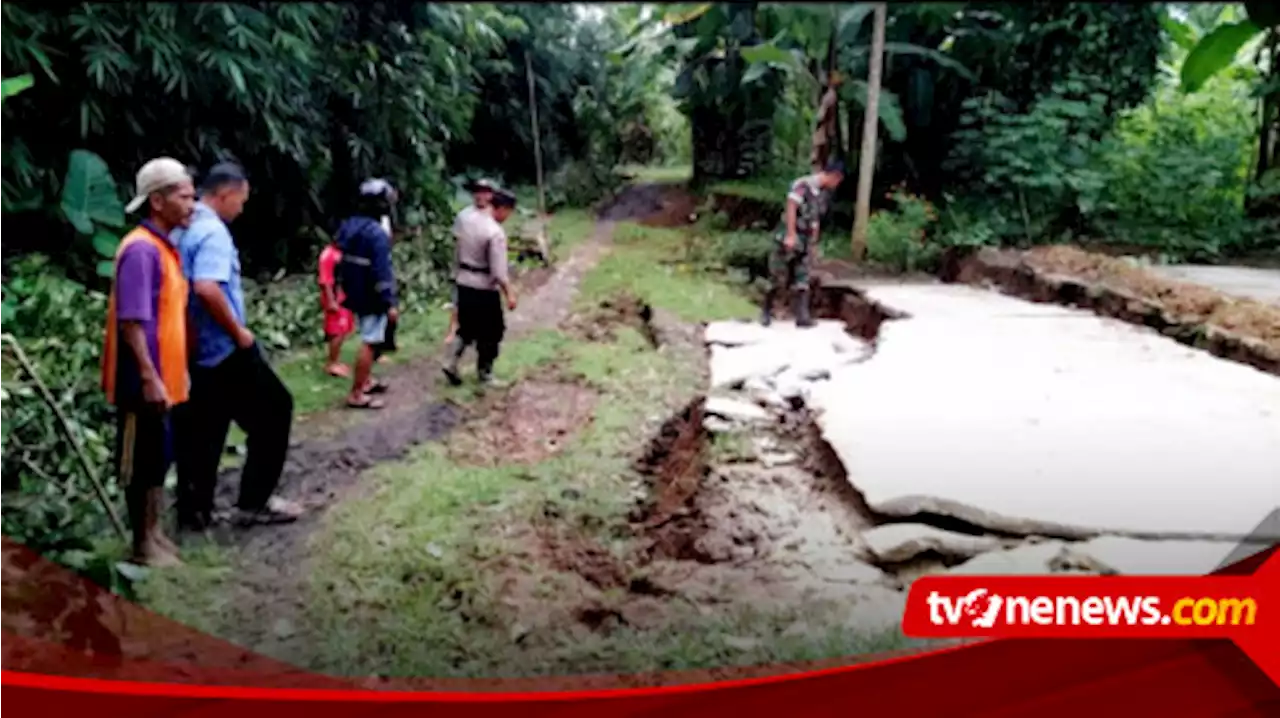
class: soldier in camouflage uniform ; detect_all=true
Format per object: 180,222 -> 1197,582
762,160 -> 846,328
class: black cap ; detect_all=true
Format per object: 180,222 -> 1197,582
201,162 -> 248,192
491,188 -> 517,208
824,159 -> 846,175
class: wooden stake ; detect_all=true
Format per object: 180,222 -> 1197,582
525,51 -> 546,217
851,3 -> 887,261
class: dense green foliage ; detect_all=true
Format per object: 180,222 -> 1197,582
0,2 -> 675,574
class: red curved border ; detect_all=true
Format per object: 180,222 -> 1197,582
3,540 -> 1279,715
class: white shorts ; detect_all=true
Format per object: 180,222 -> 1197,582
356,314 -> 388,345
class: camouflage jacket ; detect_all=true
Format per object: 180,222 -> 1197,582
776,175 -> 826,248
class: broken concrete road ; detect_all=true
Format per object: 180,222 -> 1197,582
1146,265 -> 1280,307
807,283 -> 1280,541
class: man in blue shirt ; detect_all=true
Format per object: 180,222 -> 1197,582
174,162 -> 303,531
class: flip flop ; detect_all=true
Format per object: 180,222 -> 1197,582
347,395 -> 385,410
232,497 -> 304,526
364,380 -> 389,395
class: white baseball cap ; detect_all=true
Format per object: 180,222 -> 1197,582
125,157 -> 192,213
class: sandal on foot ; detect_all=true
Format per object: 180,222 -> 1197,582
326,364 -> 351,378
347,395 -> 385,410
363,380 -> 389,395
232,496 -> 304,527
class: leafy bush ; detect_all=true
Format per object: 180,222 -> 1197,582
714,229 -> 774,282
863,188 -> 940,273
1,256 -> 117,556
545,159 -> 625,211
947,81 -> 1112,244
1091,79 -> 1262,259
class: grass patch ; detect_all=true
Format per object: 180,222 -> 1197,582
584,223 -> 757,323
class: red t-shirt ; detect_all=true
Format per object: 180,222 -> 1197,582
317,245 -> 345,309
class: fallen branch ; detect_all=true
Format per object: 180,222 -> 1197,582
1,333 -> 127,541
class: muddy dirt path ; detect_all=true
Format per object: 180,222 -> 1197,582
197,209 -> 629,653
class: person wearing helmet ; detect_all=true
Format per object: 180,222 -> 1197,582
761,160 -> 846,328
336,178 -> 399,409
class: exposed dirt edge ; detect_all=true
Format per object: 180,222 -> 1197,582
941,247 -> 1280,377
631,397 -> 713,562
809,280 -> 911,344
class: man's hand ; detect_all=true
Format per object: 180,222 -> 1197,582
142,375 -> 169,409
783,232 -> 797,253
387,306 -> 399,323
235,327 -> 255,350
506,293 -> 518,311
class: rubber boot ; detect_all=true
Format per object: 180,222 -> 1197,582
442,337 -> 465,386
760,290 -> 775,327
793,289 -> 814,328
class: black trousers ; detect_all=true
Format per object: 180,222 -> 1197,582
373,313 -> 398,361
455,284 -> 505,373
174,344 -> 294,523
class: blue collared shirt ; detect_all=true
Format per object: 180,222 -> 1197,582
175,201 -> 246,368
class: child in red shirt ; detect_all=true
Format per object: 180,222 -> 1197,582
318,242 -> 354,377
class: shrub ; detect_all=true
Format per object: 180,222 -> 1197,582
864,188 -> 941,273
1091,79 -> 1261,260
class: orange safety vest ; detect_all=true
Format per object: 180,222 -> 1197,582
101,225 -> 190,407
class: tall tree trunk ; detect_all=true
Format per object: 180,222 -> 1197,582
851,3 -> 887,260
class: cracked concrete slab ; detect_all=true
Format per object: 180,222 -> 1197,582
862,524 -> 1003,564
1057,536 -> 1272,576
809,283 -> 1280,541
948,541 -> 1072,576
705,396 -> 772,423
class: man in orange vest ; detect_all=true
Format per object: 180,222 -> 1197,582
101,158 -> 196,567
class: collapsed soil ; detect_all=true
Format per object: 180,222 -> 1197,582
1023,245 -> 1280,348
947,245 -> 1280,375
562,291 -> 659,348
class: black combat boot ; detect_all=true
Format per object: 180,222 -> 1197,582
793,289 -> 814,328
761,289 -> 775,326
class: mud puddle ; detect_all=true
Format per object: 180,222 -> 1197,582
600,183 -> 700,227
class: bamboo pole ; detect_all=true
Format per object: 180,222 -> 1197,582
525,51 -> 546,217
1,333 -> 127,541
851,3 -> 887,261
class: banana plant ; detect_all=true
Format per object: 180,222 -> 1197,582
1178,1 -> 1277,93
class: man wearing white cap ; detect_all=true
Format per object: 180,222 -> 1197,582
101,158 -> 196,566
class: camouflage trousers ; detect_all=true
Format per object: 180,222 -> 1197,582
767,242 -> 813,295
